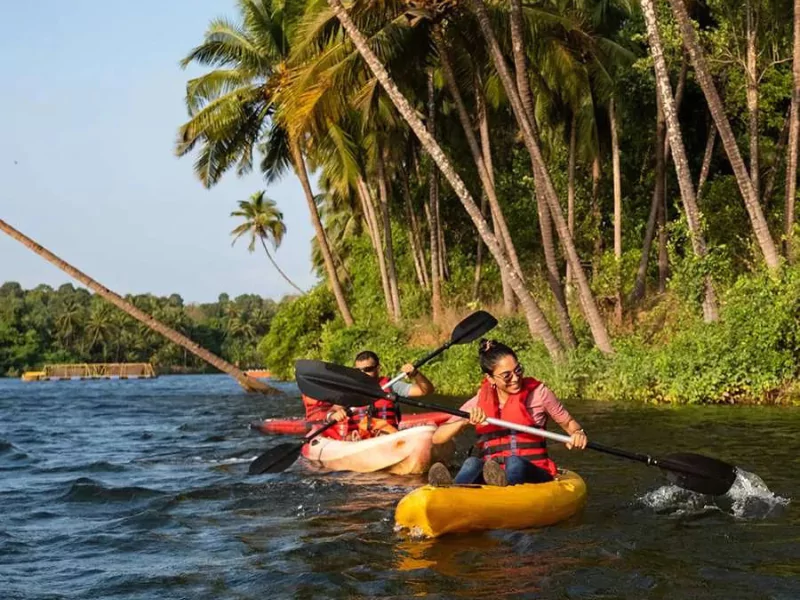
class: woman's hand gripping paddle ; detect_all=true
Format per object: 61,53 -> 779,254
294,360 -> 738,496
248,311 -> 498,475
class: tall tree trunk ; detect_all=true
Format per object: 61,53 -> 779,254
356,177 -> 395,318
566,113 -> 577,297
259,238 -> 306,296
401,168 -> 429,289
473,193 -> 488,302
643,0 -> 719,321
438,217 -> 448,281
471,0 -> 613,354
477,74 -> 516,312
667,0 -> 780,269
0,218 -> 279,394
629,97 -> 666,305
746,2 -> 761,200
509,0 -> 576,347
591,156 -> 603,276
290,140 -> 354,326
762,108 -> 790,207
376,147 -> 402,321
697,122 -> 717,200
657,174 -> 670,293
426,70 -> 444,323
610,97 -> 623,323
329,0 -> 564,358
786,0 -> 800,262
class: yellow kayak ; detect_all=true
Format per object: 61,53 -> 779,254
395,470 -> 587,538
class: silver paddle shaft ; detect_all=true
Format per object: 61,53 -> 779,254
484,417 -> 573,445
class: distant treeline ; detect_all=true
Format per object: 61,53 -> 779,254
0,281 -> 279,377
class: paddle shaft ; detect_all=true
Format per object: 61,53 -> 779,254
382,341 -> 453,390
394,396 -> 710,479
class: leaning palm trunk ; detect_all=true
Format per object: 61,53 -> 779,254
697,122 -> 717,200
290,140 -> 355,326
508,0 -> 577,346
470,0 -> 612,354
259,238 -> 306,295
642,0 -> 718,322
328,0 -> 564,358
667,0 -> 780,270
0,218 -> 280,394
786,0 -> 800,262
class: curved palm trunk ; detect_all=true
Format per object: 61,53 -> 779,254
289,139 -> 355,326
259,238 -> 306,296
0,218 -> 280,394
470,0 -> 612,354
328,0 -> 563,358
508,0 -> 576,346
376,148 -> 402,320
643,0 -> 718,322
667,0 -> 780,270
786,0 -> 800,262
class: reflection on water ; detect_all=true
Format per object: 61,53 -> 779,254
1,375 -> 798,599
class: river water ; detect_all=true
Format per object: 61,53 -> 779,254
0,374 -> 796,599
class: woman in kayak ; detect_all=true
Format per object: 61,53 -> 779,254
427,339 -> 587,486
307,350 -> 435,440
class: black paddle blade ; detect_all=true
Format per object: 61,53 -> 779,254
295,360 -> 389,406
249,442 -> 303,475
659,452 -> 738,496
451,310 -> 498,345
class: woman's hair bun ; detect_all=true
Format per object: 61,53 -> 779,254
478,338 -> 496,355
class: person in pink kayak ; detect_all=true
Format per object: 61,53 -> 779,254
426,339 -> 588,487
321,350 -> 435,439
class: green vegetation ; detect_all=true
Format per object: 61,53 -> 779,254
168,0 -> 800,404
0,282 -> 277,377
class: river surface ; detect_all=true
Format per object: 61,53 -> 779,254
0,374 -> 797,599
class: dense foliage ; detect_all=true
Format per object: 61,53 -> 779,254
0,282 -> 278,376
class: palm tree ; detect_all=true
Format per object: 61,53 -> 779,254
0,218 -> 279,394
230,191 -> 306,295
641,0 -> 718,322
176,0 -> 355,325
786,0 -> 800,261
666,0 -> 781,270
325,0 -> 566,359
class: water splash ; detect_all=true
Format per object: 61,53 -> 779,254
639,468 -> 790,520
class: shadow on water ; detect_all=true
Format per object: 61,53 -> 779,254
0,375 -> 798,599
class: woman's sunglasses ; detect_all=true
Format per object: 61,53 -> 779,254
492,364 -> 524,384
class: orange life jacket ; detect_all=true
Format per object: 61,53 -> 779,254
474,377 -> 557,476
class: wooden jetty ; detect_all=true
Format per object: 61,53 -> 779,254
22,363 -> 157,381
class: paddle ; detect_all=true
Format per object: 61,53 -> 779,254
248,310 -> 498,475
294,360 -> 738,496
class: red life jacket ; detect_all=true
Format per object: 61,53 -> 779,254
474,377 -> 557,476
368,376 -> 400,428
302,394 -> 353,440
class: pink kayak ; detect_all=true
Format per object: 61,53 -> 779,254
300,424 -> 449,475
250,411 -> 452,436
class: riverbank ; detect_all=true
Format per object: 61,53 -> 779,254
260,267 -> 800,405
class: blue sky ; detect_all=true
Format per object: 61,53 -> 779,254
0,0 -> 317,304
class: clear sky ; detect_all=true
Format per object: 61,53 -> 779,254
0,0 -> 317,304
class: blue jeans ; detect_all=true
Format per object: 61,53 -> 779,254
454,456 -> 554,485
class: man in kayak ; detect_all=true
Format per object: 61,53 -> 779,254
426,339 -> 587,486
307,350 -> 435,440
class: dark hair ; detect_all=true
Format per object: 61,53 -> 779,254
354,350 -> 380,364
478,338 -> 517,374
